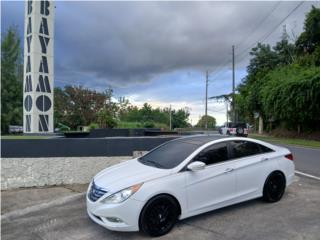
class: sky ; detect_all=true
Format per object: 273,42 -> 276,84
2,1 -> 319,125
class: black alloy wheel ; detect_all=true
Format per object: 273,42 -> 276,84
139,195 -> 179,237
263,171 -> 286,202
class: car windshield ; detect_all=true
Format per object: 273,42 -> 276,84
138,140 -> 199,169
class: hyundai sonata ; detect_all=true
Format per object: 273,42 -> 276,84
87,135 -> 295,236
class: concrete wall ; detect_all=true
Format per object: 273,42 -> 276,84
1,156 -> 132,190
1,137 -> 176,158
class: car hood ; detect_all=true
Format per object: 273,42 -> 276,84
93,159 -> 171,193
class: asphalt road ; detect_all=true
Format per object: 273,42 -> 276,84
281,144 -> 320,178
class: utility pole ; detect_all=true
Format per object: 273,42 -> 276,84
232,45 -> 235,123
205,70 -> 208,129
169,105 -> 172,131
226,101 -> 229,124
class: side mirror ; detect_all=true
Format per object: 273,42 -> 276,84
187,161 -> 206,171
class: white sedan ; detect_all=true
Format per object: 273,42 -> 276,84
86,135 -> 295,236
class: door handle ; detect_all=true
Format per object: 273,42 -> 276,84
224,168 -> 234,173
261,157 -> 269,162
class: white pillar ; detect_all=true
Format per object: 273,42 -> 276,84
23,0 -> 55,133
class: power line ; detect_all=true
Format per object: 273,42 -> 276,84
209,0 -> 305,84
236,1 -> 281,50
208,1 -> 282,81
236,1 -> 305,60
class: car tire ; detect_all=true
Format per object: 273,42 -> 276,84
139,195 -> 179,237
236,127 -> 244,136
263,171 -> 286,203
226,130 -> 231,135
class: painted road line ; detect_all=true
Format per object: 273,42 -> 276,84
295,171 -> 320,181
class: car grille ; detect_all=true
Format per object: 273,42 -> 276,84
89,181 -> 108,202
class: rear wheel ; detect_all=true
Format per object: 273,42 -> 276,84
236,127 -> 244,136
139,195 -> 179,237
263,171 -> 286,202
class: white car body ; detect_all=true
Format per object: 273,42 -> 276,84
87,136 -> 295,233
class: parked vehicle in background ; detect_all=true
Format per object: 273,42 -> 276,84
220,122 -> 248,137
86,135 -> 294,236
8,125 -> 23,134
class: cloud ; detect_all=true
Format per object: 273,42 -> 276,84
51,1 -> 314,87
2,1 -> 318,124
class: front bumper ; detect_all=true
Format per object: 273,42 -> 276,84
86,194 -> 144,232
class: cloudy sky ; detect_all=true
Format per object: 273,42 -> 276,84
2,1 -> 319,125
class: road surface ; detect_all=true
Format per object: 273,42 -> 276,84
281,144 -> 320,178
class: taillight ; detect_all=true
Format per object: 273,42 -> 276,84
285,153 -> 293,161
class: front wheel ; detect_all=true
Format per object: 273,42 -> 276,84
263,171 -> 286,202
139,195 -> 179,237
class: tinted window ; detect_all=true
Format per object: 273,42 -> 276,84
259,144 -> 273,153
138,140 -> 199,169
227,122 -> 246,128
230,141 -> 262,159
194,143 -> 229,166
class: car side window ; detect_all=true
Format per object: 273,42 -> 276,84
194,143 -> 229,166
259,144 -> 274,153
230,141 -> 263,159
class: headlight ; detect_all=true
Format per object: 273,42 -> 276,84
101,183 -> 143,204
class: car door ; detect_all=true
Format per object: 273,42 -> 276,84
228,140 -> 276,199
185,142 -> 236,214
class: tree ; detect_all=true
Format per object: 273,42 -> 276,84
1,26 -> 23,133
97,109 -> 117,128
171,108 -> 190,129
273,27 -> 296,65
260,66 -> 320,133
296,6 -> 320,54
196,115 -> 216,129
54,86 -> 117,129
236,6 -> 320,134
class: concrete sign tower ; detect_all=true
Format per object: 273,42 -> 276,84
23,0 -> 54,133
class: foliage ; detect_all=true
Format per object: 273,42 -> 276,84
1,26 -> 23,133
296,6 -> 320,55
54,86 -> 117,129
117,121 -> 142,128
54,86 -> 190,130
56,122 -> 70,132
119,103 -> 189,129
260,66 -> 320,130
237,6 -> 320,133
196,115 -> 216,129
143,121 -> 155,128
88,123 -> 99,130
97,109 -> 117,128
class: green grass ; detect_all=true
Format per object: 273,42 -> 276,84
116,121 -> 169,129
116,121 -> 142,128
1,135 -> 52,140
250,134 -> 320,148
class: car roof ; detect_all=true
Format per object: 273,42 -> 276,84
175,135 -> 229,146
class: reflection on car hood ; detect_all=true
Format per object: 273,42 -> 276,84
93,159 -> 170,193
